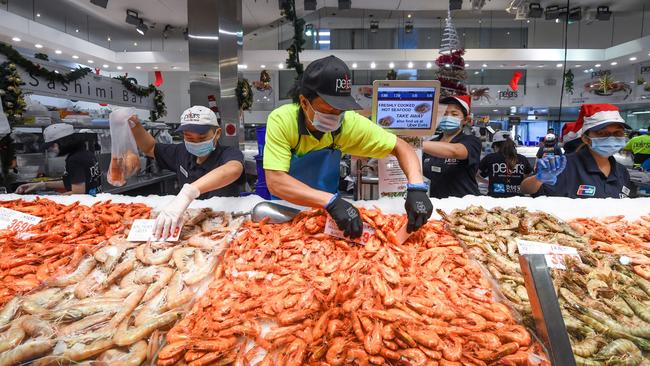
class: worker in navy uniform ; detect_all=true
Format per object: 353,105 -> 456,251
521,104 -> 634,198
479,130 -> 533,198
128,106 -> 244,239
422,95 -> 481,198
16,123 -> 102,195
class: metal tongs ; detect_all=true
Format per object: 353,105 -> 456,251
232,201 -> 301,224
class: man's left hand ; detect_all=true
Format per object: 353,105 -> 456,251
405,183 -> 433,233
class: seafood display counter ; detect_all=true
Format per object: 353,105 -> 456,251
0,194 -> 649,365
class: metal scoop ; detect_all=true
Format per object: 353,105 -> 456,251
249,201 -> 301,223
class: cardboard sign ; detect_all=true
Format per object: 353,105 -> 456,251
324,217 -> 375,245
0,207 -> 41,232
517,239 -> 581,270
127,219 -> 180,242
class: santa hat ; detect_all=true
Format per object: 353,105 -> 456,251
579,103 -> 631,134
440,95 -> 471,116
561,121 -> 581,143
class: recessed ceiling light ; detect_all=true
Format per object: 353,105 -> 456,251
55,49 -> 62,54
526,20 -> 530,23
482,63 -> 487,67
407,62 -> 414,68
72,55 -> 79,59
407,14 -> 412,18
153,66 -> 159,69
260,64 -> 266,68
34,44 -> 43,48
171,66 -> 177,70
107,37 -> 111,41
117,66 -> 123,70
595,63 -> 601,67
102,64 -> 109,68
474,71 -> 479,75
389,62 -> 395,68
351,63 -> 357,69
537,65 -> 544,68
465,63 -> 469,67
87,60 -> 94,64
493,109 -> 499,112
36,13 -> 41,17
237,64 -> 248,69
54,70 -> 59,74
370,62 -> 376,69
75,29 -> 79,33
133,42 -> 138,46
555,18 -> 559,23
278,63 -> 284,69
135,66 -> 141,69
426,62 -> 432,69
575,64 -> 582,67
556,63 -> 563,67
11,37 -> 20,42
629,56 -> 637,61
611,61 -> 618,65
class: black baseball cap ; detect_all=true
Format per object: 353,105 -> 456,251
302,55 -> 362,111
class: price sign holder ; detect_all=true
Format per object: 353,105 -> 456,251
127,219 -> 181,242
518,254 -> 576,366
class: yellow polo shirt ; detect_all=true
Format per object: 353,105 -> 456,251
263,103 -> 397,172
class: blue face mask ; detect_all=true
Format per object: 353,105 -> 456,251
589,136 -> 626,157
438,116 -> 462,132
185,138 -> 216,157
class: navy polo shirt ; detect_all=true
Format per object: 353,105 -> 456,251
154,143 -> 244,199
535,147 -> 633,198
423,132 -> 481,198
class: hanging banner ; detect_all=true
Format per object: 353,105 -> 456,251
0,55 -> 154,109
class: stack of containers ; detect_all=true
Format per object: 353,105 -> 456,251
254,126 -> 272,199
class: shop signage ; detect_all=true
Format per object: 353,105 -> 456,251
508,116 -> 521,125
0,55 -> 154,109
640,66 -> 650,75
590,69 -> 611,79
498,90 -> 518,99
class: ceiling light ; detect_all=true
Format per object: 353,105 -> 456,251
153,66 -> 159,69
107,37 -> 111,41
555,18 -> 559,23
370,62 -> 376,69
133,42 -> 138,46
611,61 -> 617,65
529,3 -> 543,18
125,10 -> 140,26
75,29 -> 79,33
537,65 -> 544,68
575,64 -> 582,67
506,32 -> 510,35
482,63 -> 487,68
72,55 -> 79,59
117,66 -> 123,70
237,64 -> 248,69
527,20 -> 530,23
474,71 -> 479,74
556,63 -> 563,67
11,37 -> 20,42
584,70 -> 589,73
407,62 -> 414,68
351,63 -> 358,69
87,60 -> 94,64
596,6 -> 612,21
102,64 -> 109,68
54,70 -> 59,74
171,66 -> 177,70
260,64 -> 266,68
370,20 -> 379,33
444,63 -> 451,68
135,66 -> 141,69
407,14 -> 412,18
389,62 -> 395,68
136,20 -> 148,36
595,63 -> 601,67
493,109 -> 499,112
36,13 -> 41,17
629,57 -> 637,61
55,49 -> 62,54
426,62 -> 432,69
465,63 -> 469,67
34,44 -> 43,48
278,63 -> 284,69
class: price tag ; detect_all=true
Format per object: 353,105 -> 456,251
324,217 -> 375,245
0,207 -> 41,233
127,219 -> 181,242
517,239 -> 581,270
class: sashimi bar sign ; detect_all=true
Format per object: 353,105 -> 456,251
20,71 -> 154,109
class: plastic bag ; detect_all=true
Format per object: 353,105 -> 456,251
107,107 -> 140,186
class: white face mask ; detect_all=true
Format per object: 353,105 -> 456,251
311,110 -> 344,132
47,144 -> 60,157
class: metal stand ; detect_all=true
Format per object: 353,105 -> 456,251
518,254 -> 576,366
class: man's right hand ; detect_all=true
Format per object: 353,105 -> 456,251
536,155 -> 567,185
325,194 -> 363,238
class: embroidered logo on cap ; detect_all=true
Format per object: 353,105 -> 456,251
335,74 -> 351,93
182,112 -> 201,122
576,185 -> 596,196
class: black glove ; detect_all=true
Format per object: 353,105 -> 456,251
325,193 -> 363,238
405,183 -> 433,233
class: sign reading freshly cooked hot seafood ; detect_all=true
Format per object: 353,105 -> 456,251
371,80 -> 440,136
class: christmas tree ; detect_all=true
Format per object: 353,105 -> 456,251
435,10 -> 467,96
0,62 -> 26,124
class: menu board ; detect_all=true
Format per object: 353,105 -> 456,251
375,87 -> 437,130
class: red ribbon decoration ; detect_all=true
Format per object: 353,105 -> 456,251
509,71 -> 523,91
154,71 -> 164,87
94,68 -> 100,75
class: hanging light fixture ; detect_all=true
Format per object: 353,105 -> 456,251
136,20 -> 148,35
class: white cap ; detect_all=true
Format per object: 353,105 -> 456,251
492,130 -> 512,143
176,106 -> 220,134
43,123 -> 74,144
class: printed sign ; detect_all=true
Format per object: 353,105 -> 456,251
517,239 -> 581,270
0,207 -> 42,232
375,87 -> 436,130
378,137 -> 422,198
324,217 -> 375,245
127,219 -> 180,242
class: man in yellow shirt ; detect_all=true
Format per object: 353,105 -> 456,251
264,55 -> 432,238
624,128 -> 650,168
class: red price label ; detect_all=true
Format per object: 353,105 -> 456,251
7,219 -> 33,233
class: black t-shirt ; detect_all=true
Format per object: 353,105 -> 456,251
63,150 -> 102,195
479,153 -> 533,197
535,148 -> 634,198
154,143 -> 244,199
422,133 -> 481,198
536,144 -> 564,158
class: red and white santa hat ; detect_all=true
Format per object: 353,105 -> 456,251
578,103 -> 631,134
440,95 -> 471,116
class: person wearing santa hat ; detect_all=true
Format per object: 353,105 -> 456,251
560,121 -> 583,154
521,103 -> 634,198
422,95 -> 481,198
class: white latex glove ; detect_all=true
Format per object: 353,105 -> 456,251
15,182 -> 46,194
153,184 -> 200,240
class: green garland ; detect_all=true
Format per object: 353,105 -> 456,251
387,69 -> 397,80
34,53 -> 49,61
0,43 -> 91,83
564,69 -> 574,95
280,0 -> 305,76
236,78 -> 253,111
114,76 -> 167,121
0,62 -> 26,123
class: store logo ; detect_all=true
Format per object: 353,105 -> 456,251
493,183 -> 506,193
498,90 -> 518,99
183,112 -> 201,121
576,185 -> 596,196
335,74 -> 351,93
591,70 -> 611,79
640,66 -> 650,75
